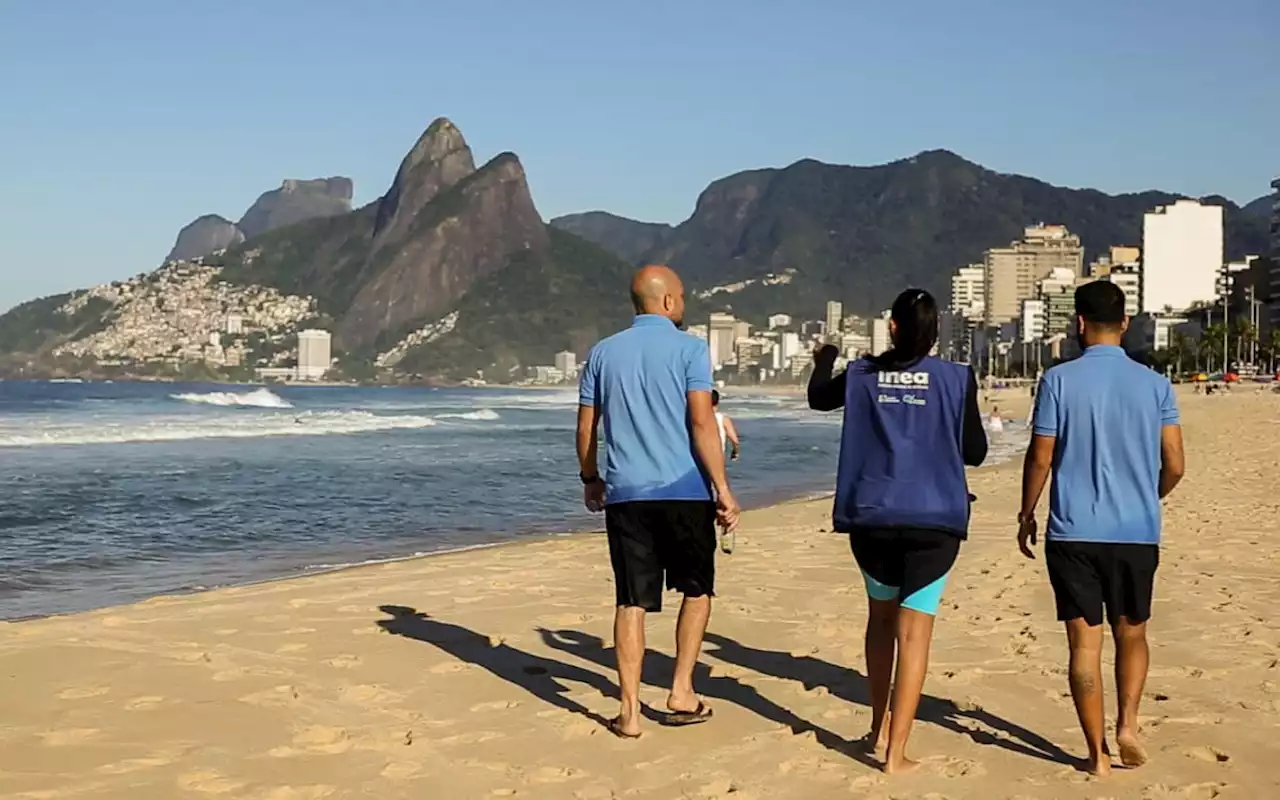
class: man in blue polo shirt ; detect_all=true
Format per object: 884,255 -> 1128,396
1018,281 -> 1185,776
576,264 -> 740,739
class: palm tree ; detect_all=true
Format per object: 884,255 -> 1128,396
1268,328 -> 1280,374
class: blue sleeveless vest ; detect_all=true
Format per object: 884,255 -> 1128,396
833,355 -> 971,538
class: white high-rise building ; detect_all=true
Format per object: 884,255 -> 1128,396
707,313 -> 737,369
779,332 -> 802,362
825,301 -> 844,336
1102,269 -> 1142,317
554,350 -> 577,377
870,311 -> 891,355
950,264 -> 986,320
1142,199 -> 1223,314
766,313 -> 792,330
1020,299 -> 1046,343
296,329 -> 332,381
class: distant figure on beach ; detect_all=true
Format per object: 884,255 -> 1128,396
576,264 -> 741,739
711,390 -> 741,461
1017,281 -> 1185,776
808,288 -> 987,773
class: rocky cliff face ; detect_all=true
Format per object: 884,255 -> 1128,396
213,118 -> 550,354
340,151 -> 549,351
165,214 -> 245,263
237,177 -> 354,240
164,177 -> 354,264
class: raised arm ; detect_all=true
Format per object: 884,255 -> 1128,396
808,344 -> 846,411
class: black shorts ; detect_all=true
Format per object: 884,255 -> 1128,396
1045,540 -> 1159,627
849,528 -> 961,615
605,501 -> 716,613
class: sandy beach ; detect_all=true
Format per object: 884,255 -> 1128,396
2,387 -> 1278,799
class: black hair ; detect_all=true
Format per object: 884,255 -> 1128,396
866,288 -> 939,370
711,389 -> 721,406
1075,281 -> 1126,327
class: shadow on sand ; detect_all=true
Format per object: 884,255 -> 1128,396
376,605 -> 1072,768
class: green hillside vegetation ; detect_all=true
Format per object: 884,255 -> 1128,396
396,228 -> 635,379
0,294 -> 114,354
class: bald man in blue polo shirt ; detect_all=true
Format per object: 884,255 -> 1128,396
576,264 -> 740,739
1018,281 -> 1186,777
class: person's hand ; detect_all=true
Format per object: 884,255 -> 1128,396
1017,515 -> 1037,559
730,448 -> 740,462
716,487 -> 741,533
813,343 -> 839,362
583,481 -> 605,513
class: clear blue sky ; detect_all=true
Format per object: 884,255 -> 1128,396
1,0 -> 1276,311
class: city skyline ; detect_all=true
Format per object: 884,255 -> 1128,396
1,1 -> 1277,310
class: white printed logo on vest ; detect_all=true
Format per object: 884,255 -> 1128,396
876,370 -> 929,406
877,371 -> 930,389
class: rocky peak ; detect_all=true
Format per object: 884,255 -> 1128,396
165,214 -> 245,263
237,176 -> 355,239
373,117 -> 477,241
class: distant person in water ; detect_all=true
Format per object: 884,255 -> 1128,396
1018,281 -> 1185,776
576,264 -> 740,739
988,405 -> 1005,433
808,288 -> 987,773
711,391 -> 741,462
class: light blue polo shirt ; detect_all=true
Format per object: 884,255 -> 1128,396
578,315 -> 714,504
1033,345 -> 1180,545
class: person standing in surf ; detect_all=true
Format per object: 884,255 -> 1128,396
808,289 -> 987,773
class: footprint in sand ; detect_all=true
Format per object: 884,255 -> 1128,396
339,684 -> 397,704
124,695 -> 166,711
58,686 -> 110,700
1141,782 -> 1227,800
428,661 -> 468,675
176,770 -> 247,795
1184,746 -> 1232,764
257,786 -> 337,800
470,699 -> 522,712
926,756 -> 987,778
97,753 -> 179,775
381,761 -> 424,780
525,766 -> 585,784
276,643 -> 309,654
39,728 -> 99,746
325,655 -> 361,669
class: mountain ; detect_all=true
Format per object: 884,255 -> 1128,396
212,120 -> 554,356
1240,194 -> 1273,219
549,211 -> 673,264
1,118 -> 634,381
163,177 -> 354,263
236,177 -> 353,239
166,214 -> 245,262
583,151 -> 1270,322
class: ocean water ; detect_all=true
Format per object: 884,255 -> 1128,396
0,381 -> 1028,619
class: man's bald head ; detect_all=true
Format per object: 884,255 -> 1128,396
630,265 -> 686,327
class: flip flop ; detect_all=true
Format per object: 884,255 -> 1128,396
663,701 -> 714,726
607,716 -> 641,739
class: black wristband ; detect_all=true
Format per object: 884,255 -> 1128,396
579,472 -> 602,486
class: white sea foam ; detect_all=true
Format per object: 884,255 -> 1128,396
171,388 -> 293,409
0,410 -> 437,448
435,409 -> 501,421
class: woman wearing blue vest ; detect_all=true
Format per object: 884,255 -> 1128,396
809,289 -> 987,773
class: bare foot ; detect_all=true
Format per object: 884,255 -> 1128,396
1084,754 -> 1112,777
665,691 -> 707,716
882,755 -> 920,775
1117,729 -> 1148,768
856,730 -> 888,755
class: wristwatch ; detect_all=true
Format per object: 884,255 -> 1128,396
579,472 -> 603,486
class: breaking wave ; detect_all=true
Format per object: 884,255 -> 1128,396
171,388 -> 293,409
0,410 -> 437,448
435,409 -> 501,421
